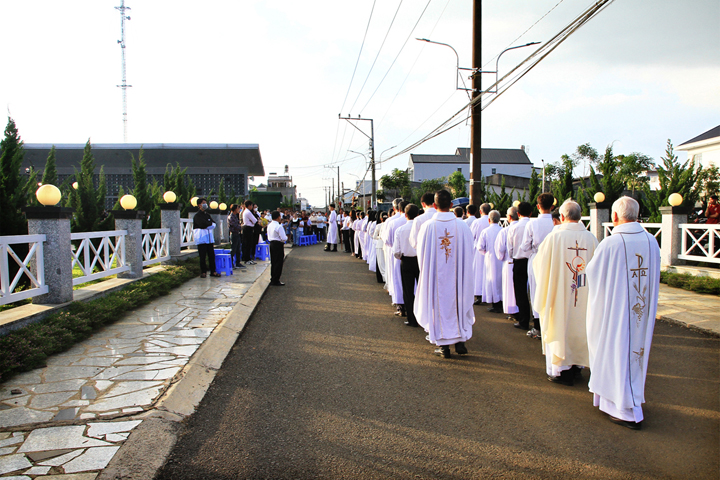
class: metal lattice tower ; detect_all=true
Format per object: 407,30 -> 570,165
115,0 -> 132,142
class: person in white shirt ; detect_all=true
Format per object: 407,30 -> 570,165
477,210 -> 504,312
267,211 -> 288,286
242,200 -> 259,265
507,201 -> 533,331
521,193 -> 556,338
393,204 -> 420,328
464,204 -> 478,229
342,210 -> 353,252
495,206 -> 519,319
409,192 -> 437,251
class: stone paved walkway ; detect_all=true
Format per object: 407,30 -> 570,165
0,260 -> 269,479
657,284 -> 720,336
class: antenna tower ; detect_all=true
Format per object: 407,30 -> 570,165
115,1 -> 132,142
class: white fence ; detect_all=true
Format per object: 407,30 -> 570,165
678,224 -> 720,265
581,216 -> 591,231
71,230 -> 129,286
602,222 -> 662,240
142,228 -> 171,266
0,235 -> 48,306
181,218 -> 195,248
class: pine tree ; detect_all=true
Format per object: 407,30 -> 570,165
113,185 -> 126,211
72,140 -> 110,232
0,117 -> 36,236
218,177 -> 228,204
528,169 -> 540,215
41,146 -> 58,186
130,148 -> 155,228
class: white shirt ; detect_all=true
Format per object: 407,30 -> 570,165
267,220 -> 288,242
342,216 -> 352,230
242,209 -> 257,227
507,217 -> 532,260
521,213 -> 555,255
409,207 -> 437,250
393,220 -> 417,259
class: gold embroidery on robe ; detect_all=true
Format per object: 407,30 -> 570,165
439,229 -> 454,263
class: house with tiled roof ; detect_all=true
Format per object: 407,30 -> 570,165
408,147 -> 535,182
676,125 -> 720,170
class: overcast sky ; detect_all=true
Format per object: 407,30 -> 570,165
1,0 -> 718,206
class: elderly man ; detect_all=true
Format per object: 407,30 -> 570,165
477,210 -> 503,312
470,203 -> 491,305
533,200 -> 598,386
585,196 -> 660,430
415,190 -> 475,358
495,206 -> 519,318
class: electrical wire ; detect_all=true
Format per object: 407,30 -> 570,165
359,0 -> 434,115
348,0 -> 405,114
339,0 -> 377,115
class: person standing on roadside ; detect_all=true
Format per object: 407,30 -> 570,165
227,204 -> 245,269
193,198 -> 220,278
268,211 -> 288,286
242,200 -> 258,265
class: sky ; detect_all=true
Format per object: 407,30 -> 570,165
1,0 -> 718,207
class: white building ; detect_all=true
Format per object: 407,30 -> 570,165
408,147 -> 534,182
677,125 -> 720,170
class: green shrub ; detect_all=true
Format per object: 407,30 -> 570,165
660,271 -> 720,296
0,258 -> 201,382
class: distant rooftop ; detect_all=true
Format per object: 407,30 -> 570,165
677,125 -> 720,149
410,148 -> 532,165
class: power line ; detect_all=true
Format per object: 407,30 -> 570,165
339,1 -> 377,118
348,0 -> 405,114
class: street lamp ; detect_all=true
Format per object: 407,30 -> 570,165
487,42 -> 541,94
416,38 -> 473,92
379,145 -> 397,164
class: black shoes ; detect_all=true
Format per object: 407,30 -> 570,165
434,346 -> 451,358
548,368 -> 575,386
513,321 -> 530,330
487,302 -> 503,313
394,306 -> 406,317
270,281 -> 285,286
608,416 -> 642,430
404,320 -> 419,327
454,342 -> 468,355
473,298 -> 483,306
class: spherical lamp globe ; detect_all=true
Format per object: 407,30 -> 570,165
163,191 -> 177,203
190,196 -> 199,207
120,194 -> 137,211
553,197 -> 558,206
219,203 -> 227,211
594,192 -> 605,203
210,201 -> 219,210
513,200 -> 520,207
36,184 -> 62,206
72,181 -> 79,190
668,193 -> 683,207
489,203 -> 494,209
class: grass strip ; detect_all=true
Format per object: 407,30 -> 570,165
660,271 -> 720,296
0,258 -> 201,382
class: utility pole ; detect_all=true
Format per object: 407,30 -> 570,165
115,0 -> 132,142
337,166 -> 340,206
469,0 -> 482,206
339,115 -> 376,208
331,178 -> 335,206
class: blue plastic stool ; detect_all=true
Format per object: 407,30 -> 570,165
255,243 -> 270,261
215,254 -> 233,276
310,234 -> 318,245
298,236 -> 310,246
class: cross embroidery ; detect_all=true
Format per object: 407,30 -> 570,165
565,240 -> 588,307
439,229 -> 454,263
630,253 -> 648,326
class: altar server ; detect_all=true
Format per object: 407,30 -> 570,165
585,196 -> 660,430
532,200 -> 598,386
495,206 -> 519,317
384,200 -> 408,315
393,204 -> 420,328
409,192 -> 437,250
507,202 -> 533,331
464,204 -> 478,229
325,204 -> 338,252
374,213 -> 388,284
470,203 -> 491,304
521,193 -> 555,338
477,210 -> 504,312
415,190 -> 475,358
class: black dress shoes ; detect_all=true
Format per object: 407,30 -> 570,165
513,321 -> 530,330
434,346 -> 451,358
487,307 -> 503,313
608,416 -> 642,430
404,320 -> 419,327
473,298 -> 482,306
454,342 -> 468,355
270,281 -> 285,286
548,375 -> 574,386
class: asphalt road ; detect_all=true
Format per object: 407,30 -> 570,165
156,244 -> 719,480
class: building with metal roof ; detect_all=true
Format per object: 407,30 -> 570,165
677,125 -> 720,171
408,147 -> 535,182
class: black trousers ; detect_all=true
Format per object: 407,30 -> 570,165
376,256 -> 384,283
198,243 -> 216,274
349,230 -> 355,251
270,241 -> 284,283
513,258 -> 530,326
230,231 -> 242,266
342,230 -> 351,251
242,226 -> 256,262
401,256 -> 420,325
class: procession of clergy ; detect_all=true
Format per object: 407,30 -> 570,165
324,189 -> 659,431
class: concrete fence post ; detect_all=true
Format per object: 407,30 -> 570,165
660,206 -> 687,268
589,202 -> 610,241
114,210 -> 144,278
24,207 -> 74,305
161,203 -> 182,258
210,210 -> 223,246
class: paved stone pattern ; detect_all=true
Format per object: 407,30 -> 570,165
0,263 -> 268,429
658,284 -> 720,335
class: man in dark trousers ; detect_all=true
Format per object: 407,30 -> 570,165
267,211 -> 288,286
241,200 -> 258,265
393,203 -> 420,327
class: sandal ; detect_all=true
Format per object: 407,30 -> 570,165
210,272 -> 221,277
200,273 -> 207,278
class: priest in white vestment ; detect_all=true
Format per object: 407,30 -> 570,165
521,193 -> 555,337
464,204 -> 478,229
382,199 -> 406,312
325,204 -> 339,252
586,196 -> 660,430
470,203 -> 491,304
367,213 -> 377,272
409,192 -> 437,250
374,214 -> 388,284
495,207 -> 519,317
477,210 -> 504,312
381,207 -> 399,296
415,190 -> 475,358
532,200 -> 598,386
353,216 -> 362,257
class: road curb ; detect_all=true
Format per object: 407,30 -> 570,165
97,251 -> 291,480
